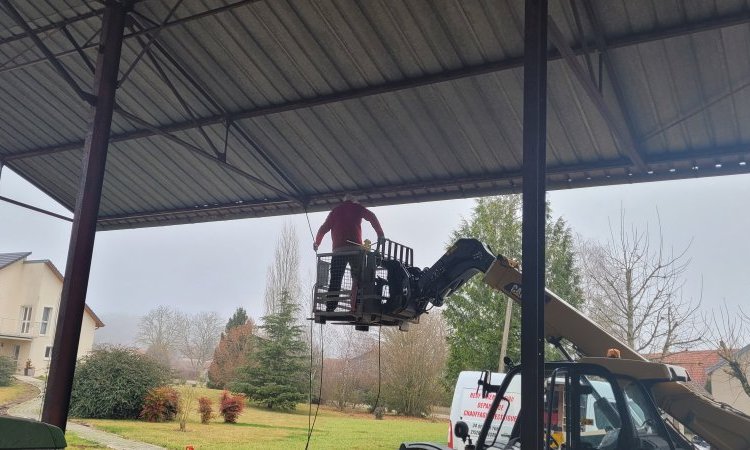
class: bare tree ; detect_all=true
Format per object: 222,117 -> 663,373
704,303 -> 750,397
321,327 -> 376,409
580,211 -> 701,358
264,223 -> 301,316
137,306 -> 183,363
382,313 -> 448,416
177,311 -> 223,381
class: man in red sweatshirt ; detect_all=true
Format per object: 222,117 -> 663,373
313,194 -> 385,311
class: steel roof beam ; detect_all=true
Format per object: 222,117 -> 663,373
580,0 -> 648,169
2,1 -> 94,105
132,29 -> 222,158
94,157 -> 750,230
0,0 -> 262,69
0,195 -> 73,222
548,19 -> 647,170
0,8 -> 103,47
568,0 -> 597,85
60,26 -> 95,74
117,0 -> 185,88
113,107 -> 305,206
92,142 -> 750,227
229,123 -> 306,200
5,8 -> 750,161
3,2 -> 750,77
127,16 -> 227,116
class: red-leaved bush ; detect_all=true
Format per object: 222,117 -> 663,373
140,386 -> 179,422
198,396 -> 214,424
219,391 -> 245,423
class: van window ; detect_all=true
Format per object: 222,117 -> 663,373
480,372 -> 521,449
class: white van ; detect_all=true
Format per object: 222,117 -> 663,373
448,371 -> 515,449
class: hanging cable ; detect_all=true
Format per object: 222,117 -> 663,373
373,323 -> 382,414
307,310 -> 314,439
303,205 -> 316,244
305,322 -> 324,450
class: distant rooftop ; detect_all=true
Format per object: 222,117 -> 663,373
0,252 -> 31,270
646,350 -> 721,388
0,252 -> 105,328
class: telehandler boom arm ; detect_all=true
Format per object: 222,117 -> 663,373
427,239 -> 750,450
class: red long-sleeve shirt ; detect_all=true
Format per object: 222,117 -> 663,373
315,201 -> 384,250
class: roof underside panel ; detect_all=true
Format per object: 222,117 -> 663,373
1,0 -> 749,229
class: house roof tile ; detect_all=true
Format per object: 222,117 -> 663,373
0,252 -> 31,270
645,350 -> 722,388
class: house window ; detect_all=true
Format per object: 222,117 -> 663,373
20,306 -> 32,334
44,346 -> 52,359
40,307 -> 53,335
12,345 -> 20,363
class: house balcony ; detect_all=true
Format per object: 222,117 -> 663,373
0,317 -> 42,341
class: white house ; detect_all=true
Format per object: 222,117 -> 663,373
707,345 -> 750,415
0,252 -> 104,375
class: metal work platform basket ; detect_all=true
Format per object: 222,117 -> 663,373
312,239 -> 416,330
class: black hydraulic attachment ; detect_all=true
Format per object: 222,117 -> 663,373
312,238 -> 496,330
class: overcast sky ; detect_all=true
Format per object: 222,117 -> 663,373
1,167 -> 748,325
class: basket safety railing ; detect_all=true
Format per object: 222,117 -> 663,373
376,238 -> 413,267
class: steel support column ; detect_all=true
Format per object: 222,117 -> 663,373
41,1 -> 129,430
520,1 -> 548,449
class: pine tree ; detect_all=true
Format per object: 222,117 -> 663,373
225,307 -> 249,333
443,195 -> 583,386
232,290 -> 307,410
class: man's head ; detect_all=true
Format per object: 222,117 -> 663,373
342,193 -> 358,203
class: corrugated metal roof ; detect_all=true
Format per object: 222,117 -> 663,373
1,0 -> 749,230
0,252 -> 31,270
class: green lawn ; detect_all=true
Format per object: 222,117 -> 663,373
65,432 -> 107,449
81,387 -> 447,449
0,379 -> 38,406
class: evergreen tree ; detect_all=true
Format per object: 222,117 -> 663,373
443,195 -> 582,386
232,290 -> 307,410
232,224 -> 307,411
225,307 -> 249,333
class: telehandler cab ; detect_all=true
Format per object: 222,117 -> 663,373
312,239 -> 750,450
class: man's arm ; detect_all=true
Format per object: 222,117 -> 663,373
362,208 -> 384,238
314,212 -> 334,250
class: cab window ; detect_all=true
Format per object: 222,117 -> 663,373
621,381 -> 673,450
577,375 -> 622,450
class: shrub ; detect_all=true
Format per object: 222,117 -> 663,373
177,386 -> 197,431
219,391 -> 245,423
198,396 -> 214,424
0,356 -> 15,387
69,346 -> 171,419
140,386 -> 179,422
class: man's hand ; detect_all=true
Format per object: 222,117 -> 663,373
313,243 -> 319,252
